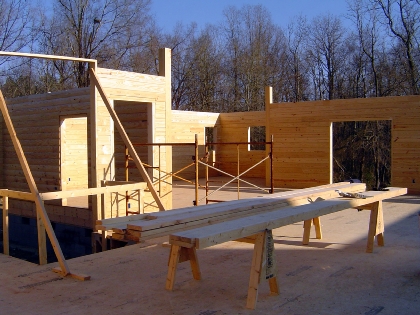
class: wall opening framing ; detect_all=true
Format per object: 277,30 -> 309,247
333,120 -> 391,190
60,115 -> 88,206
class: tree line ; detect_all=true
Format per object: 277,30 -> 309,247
0,0 -> 419,189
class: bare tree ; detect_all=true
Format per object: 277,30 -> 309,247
372,0 -> 420,95
221,5 -> 287,111
286,15 -> 310,101
162,22 -> 198,110
307,14 -> 347,100
0,0 -> 36,55
40,0 -> 153,87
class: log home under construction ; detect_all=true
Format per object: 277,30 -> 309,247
0,48 -> 419,280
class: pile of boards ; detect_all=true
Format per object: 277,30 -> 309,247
96,181 -> 368,245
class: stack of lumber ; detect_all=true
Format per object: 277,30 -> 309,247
169,187 -> 407,249
96,182 -> 366,243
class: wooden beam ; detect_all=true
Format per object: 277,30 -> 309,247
0,90 -> 70,275
40,182 -> 145,200
159,48 -> 172,209
126,182 -> 367,233
0,51 -> 97,68
0,189 -> 35,201
170,187 -> 407,249
90,64 -> 100,229
89,68 -> 165,211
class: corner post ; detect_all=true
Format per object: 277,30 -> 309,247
265,87 -> 273,188
159,48 -> 172,209
89,60 -> 101,228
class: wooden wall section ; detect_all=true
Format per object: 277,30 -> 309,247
216,111 -> 267,178
95,62 -> 172,214
1,88 -> 92,227
171,110 -> 219,179
267,94 -> 420,193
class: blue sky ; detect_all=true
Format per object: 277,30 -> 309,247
150,0 -> 352,31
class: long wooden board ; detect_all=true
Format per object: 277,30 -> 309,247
170,187 -> 407,249
126,182 -> 366,233
96,182 -> 362,230
40,182 -> 145,200
97,182 -> 366,241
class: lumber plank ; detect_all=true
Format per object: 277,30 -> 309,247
97,182 -> 366,241
0,51 -> 96,65
98,182 -> 362,228
0,189 -> 35,201
170,188 -> 406,249
126,182 -> 366,232
40,182 -> 145,200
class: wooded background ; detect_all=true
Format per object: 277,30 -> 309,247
1,0 -> 419,190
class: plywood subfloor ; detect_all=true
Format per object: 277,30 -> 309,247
1,190 -> 419,314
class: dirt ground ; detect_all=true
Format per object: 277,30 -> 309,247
1,183 -> 419,315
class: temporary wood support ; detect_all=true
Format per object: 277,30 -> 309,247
36,203 -> 47,265
89,68 -> 165,211
166,230 -> 279,310
357,201 -> 385,253
166,188 -> 406,309
165,243 -> 201,291
0,90 -> 89,280
245,230 -> 279,310
2,194 -> 9,255
302,217 -> 323,245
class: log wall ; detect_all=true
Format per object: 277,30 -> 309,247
2,88 -> 92,227
171,110 -> 219,179
95,66 -> 172,214
267,95 -> 420,193
216,111 -> 267,178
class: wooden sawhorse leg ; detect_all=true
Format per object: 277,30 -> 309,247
246,230 -> 279,310
355,200 -> 385,253
366,201 -> 384,253
302,217 -> 322,245
165,244 -> 201,291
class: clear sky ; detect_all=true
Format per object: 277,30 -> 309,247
150,0 -> 352,31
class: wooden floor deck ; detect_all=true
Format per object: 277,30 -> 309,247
1,185 -> 420,314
